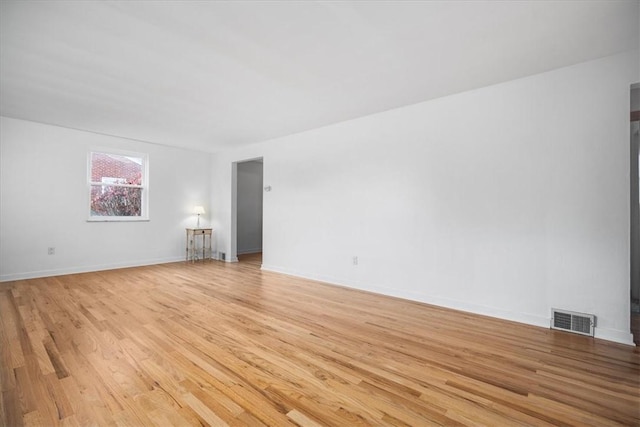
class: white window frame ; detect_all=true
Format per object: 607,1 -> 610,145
87,149 -> 149,222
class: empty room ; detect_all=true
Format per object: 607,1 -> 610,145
1,1 -> 639,426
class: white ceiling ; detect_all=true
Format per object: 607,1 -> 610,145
1,1 -> 638,153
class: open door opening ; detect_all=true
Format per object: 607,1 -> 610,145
232,158 -> 264,266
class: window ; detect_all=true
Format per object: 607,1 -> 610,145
88,150 -> 148,221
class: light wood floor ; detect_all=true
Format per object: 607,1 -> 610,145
1,254 -> 639,426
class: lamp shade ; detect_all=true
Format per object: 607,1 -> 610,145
193,206 -> 205,215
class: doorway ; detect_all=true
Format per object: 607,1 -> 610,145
231,158 -> 264,264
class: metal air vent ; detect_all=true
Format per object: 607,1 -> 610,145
551,308 -> 595,337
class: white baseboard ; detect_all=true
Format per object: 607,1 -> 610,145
594,328 -> 635,346
0,256 -> 184,282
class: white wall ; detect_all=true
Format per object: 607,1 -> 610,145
0,117 -> 212,281
236,160 -> 263,254
212,50 -> 639,345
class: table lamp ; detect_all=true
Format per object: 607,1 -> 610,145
194,206 -> 205,228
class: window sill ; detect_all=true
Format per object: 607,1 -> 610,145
87,217 -> 150,222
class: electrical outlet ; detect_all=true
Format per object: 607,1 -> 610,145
48,247 -> 55,255
352,256 -> 358,265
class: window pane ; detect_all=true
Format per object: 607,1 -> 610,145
91,152 -> 142,185
90,185 -> 142,216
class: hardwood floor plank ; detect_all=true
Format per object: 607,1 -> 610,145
1,387 -> 24,427
1,255 -> 639,426
286,408 -> 325,427
0,289 -> 28,370
182,391 -> 230,427
13,364 -> 38,415
22,409 -> 44,426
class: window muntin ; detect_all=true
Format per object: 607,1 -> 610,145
88,151 -> 148,220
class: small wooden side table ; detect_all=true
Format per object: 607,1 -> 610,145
186,228 -> 212,262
